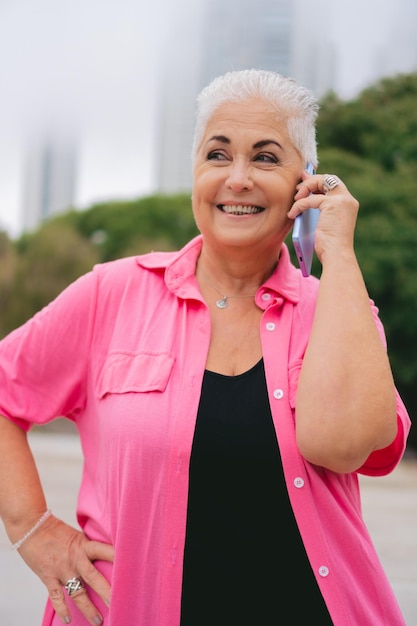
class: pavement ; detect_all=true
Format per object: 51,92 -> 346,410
1,431 -> 416,625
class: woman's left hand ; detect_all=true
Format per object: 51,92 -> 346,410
288,171 -> 359,265
289,171 -> 398,473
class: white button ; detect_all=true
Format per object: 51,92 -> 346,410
318,566 -> 329,577
293,477 -> 304,488
273,388 -> 284,399
266,322 -> 276,331
261,293 -> 271,301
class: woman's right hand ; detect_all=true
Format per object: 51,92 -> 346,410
17,513 -> 114,625
290,171 -> 360,265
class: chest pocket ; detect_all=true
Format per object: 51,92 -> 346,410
97,351 -> 175,398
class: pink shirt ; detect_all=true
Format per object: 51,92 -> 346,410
0,235 -> 410,625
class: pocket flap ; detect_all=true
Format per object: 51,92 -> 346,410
98,351 -> 175,398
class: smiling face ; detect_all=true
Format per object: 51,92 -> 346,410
192,98 -> 304,256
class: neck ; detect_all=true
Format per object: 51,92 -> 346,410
197,243 -> 280,296
196,247 -> 279,308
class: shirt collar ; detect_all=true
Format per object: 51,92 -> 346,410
136,235 -> 304,305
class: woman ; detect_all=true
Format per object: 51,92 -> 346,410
0,69 -> 410,625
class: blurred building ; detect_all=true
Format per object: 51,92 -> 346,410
155,0 -> 334,194
198,0 -> 294,84
21,134 -> 77,233
328,0 -> 417,99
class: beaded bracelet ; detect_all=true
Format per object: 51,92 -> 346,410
11,509 -> 52,550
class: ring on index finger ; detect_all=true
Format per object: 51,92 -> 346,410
64,577 -> 85,597
322,174 -> 340,193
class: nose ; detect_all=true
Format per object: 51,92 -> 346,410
225,161 -> 254,192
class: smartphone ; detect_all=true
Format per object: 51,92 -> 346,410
292,162 -> 318,277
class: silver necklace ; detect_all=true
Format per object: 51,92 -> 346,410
198,268 -> 256,309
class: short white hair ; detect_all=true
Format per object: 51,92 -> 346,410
192,69 -> 319,167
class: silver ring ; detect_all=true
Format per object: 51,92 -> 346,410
64,577 -> 85,597
322,174 -> 340,193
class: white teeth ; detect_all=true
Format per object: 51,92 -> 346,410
218,204 -> 262,215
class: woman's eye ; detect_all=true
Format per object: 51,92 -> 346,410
207,150 -> 227,161
255,152 -> 279,164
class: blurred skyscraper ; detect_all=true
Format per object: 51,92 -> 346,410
21,134 -> 77,232
155,0 -> 333,194
199,0 -> 294,83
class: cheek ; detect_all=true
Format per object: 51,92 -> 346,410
191,189 -> 207,231
193,163 -> 223,193
192,180 -> 217,224
272,180 -> 297,210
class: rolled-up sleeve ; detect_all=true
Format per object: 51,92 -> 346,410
0,270 -> 98,429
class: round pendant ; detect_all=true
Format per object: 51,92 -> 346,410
216,297 -> 228,309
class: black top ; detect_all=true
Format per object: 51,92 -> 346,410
180,359 -> 332,625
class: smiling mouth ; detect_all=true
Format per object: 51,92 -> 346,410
217,204 -> 265,215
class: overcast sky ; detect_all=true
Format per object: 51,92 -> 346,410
0,0 -> 416,237
0,0 -> 177,236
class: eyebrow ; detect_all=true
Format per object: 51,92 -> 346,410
206,135 -> 230,145
206,135 -> 283,151
253,139 -> 283,150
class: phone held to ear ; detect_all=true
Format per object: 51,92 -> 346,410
292,162 -> 318,277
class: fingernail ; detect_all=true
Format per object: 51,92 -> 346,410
106,595 -> 111,607
94,616 -> 103,625
64,617 -> 71,625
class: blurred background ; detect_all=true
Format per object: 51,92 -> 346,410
0,0 -> 416,441
1,0 -> 417,236
0,2 -> 417,624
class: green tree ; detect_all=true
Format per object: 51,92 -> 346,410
59,193 -> 197,262
0,231 -> 18,336
318,73 -> 417,170
3,222 -> 99,335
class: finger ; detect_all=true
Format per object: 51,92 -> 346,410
67,582 -> 104,625
288,192 -> 324,219
46,579 -> 72,625
84,540 -> 113,606
78,558 -> 112,609
294,173 -> 346,200
48,575 -> 103,626
85,539 -> 115,564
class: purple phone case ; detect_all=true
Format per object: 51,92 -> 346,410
292,162 -> 317,277
292,207 -> 319,277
